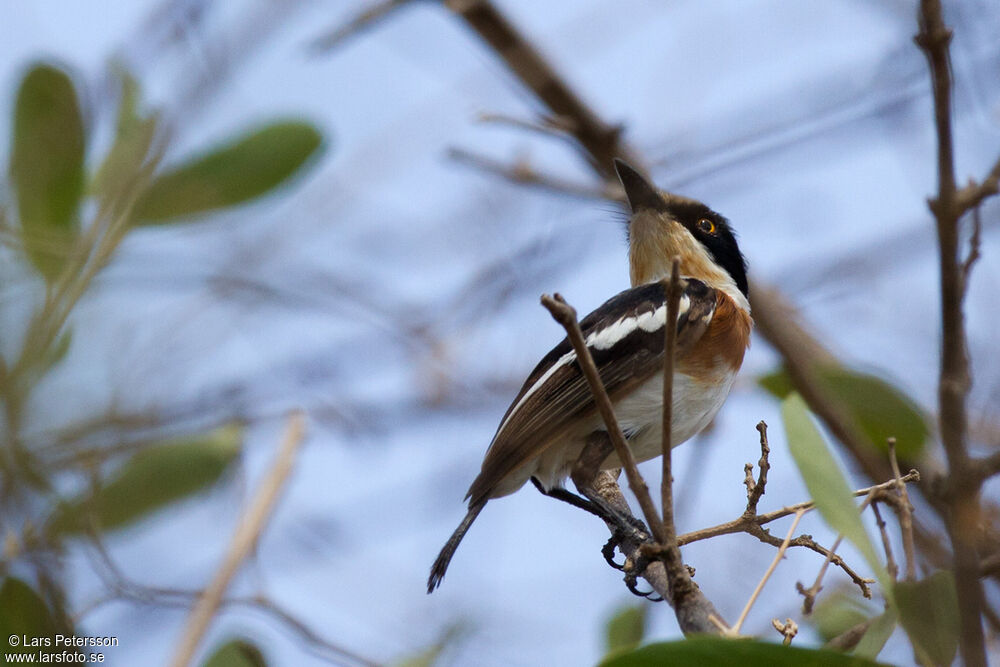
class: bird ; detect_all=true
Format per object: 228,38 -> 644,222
427,159 -> 752,592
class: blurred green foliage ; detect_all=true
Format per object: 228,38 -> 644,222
852,611 -> 897,660
133,121 -> 322,223
760,367 -> 928,459
600,636 -> 885,666
782,394 -> 961,662
809,587 -> 878,643
603,603 -> 648,658
895,571 -> 959,666
0,58 -> 324,652
47,425 -> 242,535
202,638 -> 268,667
783,394 -> 887,589
10,64 -> 85,281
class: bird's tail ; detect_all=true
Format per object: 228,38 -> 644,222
427,500 -> 486,593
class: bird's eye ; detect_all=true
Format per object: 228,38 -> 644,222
697,218 -> 716,234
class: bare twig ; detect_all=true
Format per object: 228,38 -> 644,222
748,525 -> 873,600
540,294 -> 662,542
889,439 -> 917,581
797,534 -> 847,615
169,412 -> 305,667
660,260 -> 682,549
979,552 -> 1000,578
442,0 -> 642,177
798,491 -> 877,613
970,450 -> 1000,485
871,502 -> 899,581
955,155 -> 1000,213
727,509 -> 806,636
309,0 -> 414,52
678,471 -> 921,545
447,147 -> 620,201
772,617 -> 798,646
540,293 -> 725,634
477,111 -> 578,140
745,422 -> 771,515
961,205 -> 982,293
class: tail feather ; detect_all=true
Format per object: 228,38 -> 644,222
427,501 -> 486,593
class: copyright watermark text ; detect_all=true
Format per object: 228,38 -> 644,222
4,635 -> 118,663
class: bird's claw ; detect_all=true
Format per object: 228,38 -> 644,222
622,548 -> 664,601
602,536 -> 625,570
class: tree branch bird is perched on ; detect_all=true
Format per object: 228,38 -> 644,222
427,159 -> 752,592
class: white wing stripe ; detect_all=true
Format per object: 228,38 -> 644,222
495,294 -> 695,439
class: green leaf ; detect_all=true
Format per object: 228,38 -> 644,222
133,121 -> 323,223
48,424 -> 242,534
604,604 -> 648,656
0,578 -> 57,645
0,578 -> 78,658
811,587 -> 876,643
759,367 -> 928,459
894,571 -> 959,666
600,637 -> 885,667
852,610 -> 897,660
10,63 -> 86,281
202,639 -> 267,667
90,68 -> 159,206
782,394 -> 888,592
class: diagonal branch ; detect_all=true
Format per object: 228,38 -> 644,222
540,292 -> 725,634
442,0 -> 641,177
168,412 -> 305,667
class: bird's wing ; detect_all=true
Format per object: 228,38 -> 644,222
465,278 -> 717,505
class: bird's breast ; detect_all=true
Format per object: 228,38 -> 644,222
612,368 -> 739,465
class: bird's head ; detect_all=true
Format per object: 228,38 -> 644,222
614,159 -> 748,309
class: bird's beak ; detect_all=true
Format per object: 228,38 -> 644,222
613,159 -> 667,214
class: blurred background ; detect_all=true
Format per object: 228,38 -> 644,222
1,0 -> 999,665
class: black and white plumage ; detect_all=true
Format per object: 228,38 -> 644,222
466,278 -> 717,506
428,160 -> 752,592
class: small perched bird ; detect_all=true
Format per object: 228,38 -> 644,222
427,160 -> 752,592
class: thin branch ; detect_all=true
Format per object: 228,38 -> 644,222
308,0 -> 414,53
798,490 -> 878,613
476,111 -> 578,141
540,294 -> 663,542
678,470 -> 921,545
961,205 -> 982,293
956,154 -> 1000,212
660,261 -> 682,549
744,521 -> 873,600
745,422 -> 771,515
916,1 -> 987,658
970,450 -> 1000,485
871,502 -> 899,581
798,534 -> 847,614
889,439 -> 917,581
442,0 -> 642,177
447,147 -> 620,201
980,553 -> 1000,578
540,292 -> 724,634
727,509 -> 806,636
169,412 -> 305,667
